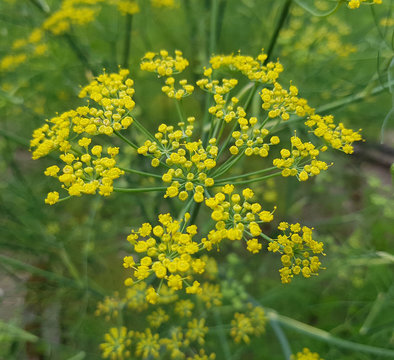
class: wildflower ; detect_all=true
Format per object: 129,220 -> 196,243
230,304 -> 266,344
135,329 -> 160,359
185,318 -> 208,345
268,223 -> 325,283
197,283 -> 222,309
42,1 -> 100,36
147,308 -> 169,328
273,135 -> 330,180
210,49 -> 283,83
260,82 -> 314,120
0,54 -> 28,71
187,349 -> 216,360
162,77 -> 194,99
174,299 -> 194,317
124,213 -> 206,299
139,118 -> 217,202
203,186 -> 275,250
228,116 -> 274,157
30,110 -> 74,159
124,282 -> 149,311
160,327 -> 188,358
76,69 -> 135,135
44,191 -> 59,205
141,50 -> 189,76
100,327 -> 132,360
196,77 -> 239,121
45,143 -> 123,199
305,114 -> 362,154
95,294 -> 123,321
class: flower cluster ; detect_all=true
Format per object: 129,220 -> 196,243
30,47 -> 367,359
161,77 -> 195,99
31,69 -> 134,203
42,0 -> 101,36
196,75 -> 240,121
123,213 -> 206,302
204,185 -> 275,251
100,327 -> 133,360
305,114 -> 362,154
30,110 -> 74,160
229,118 -> 278,157
260,82 -> 314,120
273,135 -> 329,181
76,69 -> 135,135
140,50 -> 189,77
100,323 -> 216,360
230,304 -> 266,344
44,139 -> 124,202
97,256 -> 223,359
138,118 -> 218,203
268,222 -> 324,284
210,50 -> 283,83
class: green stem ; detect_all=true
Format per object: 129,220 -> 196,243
114,130 -> 170,169
359,292 -> 388,335
114,130 -> 139,150
28,0 -> 95,74
212,150 -> 245,178
178,197 -> 195,221
201,94 -> 213,146
122,14 -> 133,68
63,33 -> 96,75
57,196 -> 71,203
132,117 -> 157,143
267,310 -> 394,357
120,167 -> 163,179
28,0 -> 50,14
0,254 -> 102,297
269,317 -> 292,360
217,166 -> 277,182
189,201 -> 202,225
114,186 -> 166,193
265,0 -> 293,63
244,82 -> 259,112
316,79 -> 394,114
58,247 -> 82,286
280,79 -> 394,129
215,172 -> 281,186
210,118 -> 221,140
175,99 -> 185,123
215,118 -> 227,143
216,119 -> 238,161
202,0 -> 220,145
0,320 -> 38,343
213,310 -> 233,360
209,0 -> 220,56
260,232 -> 274,243
293,0 -> 343,17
